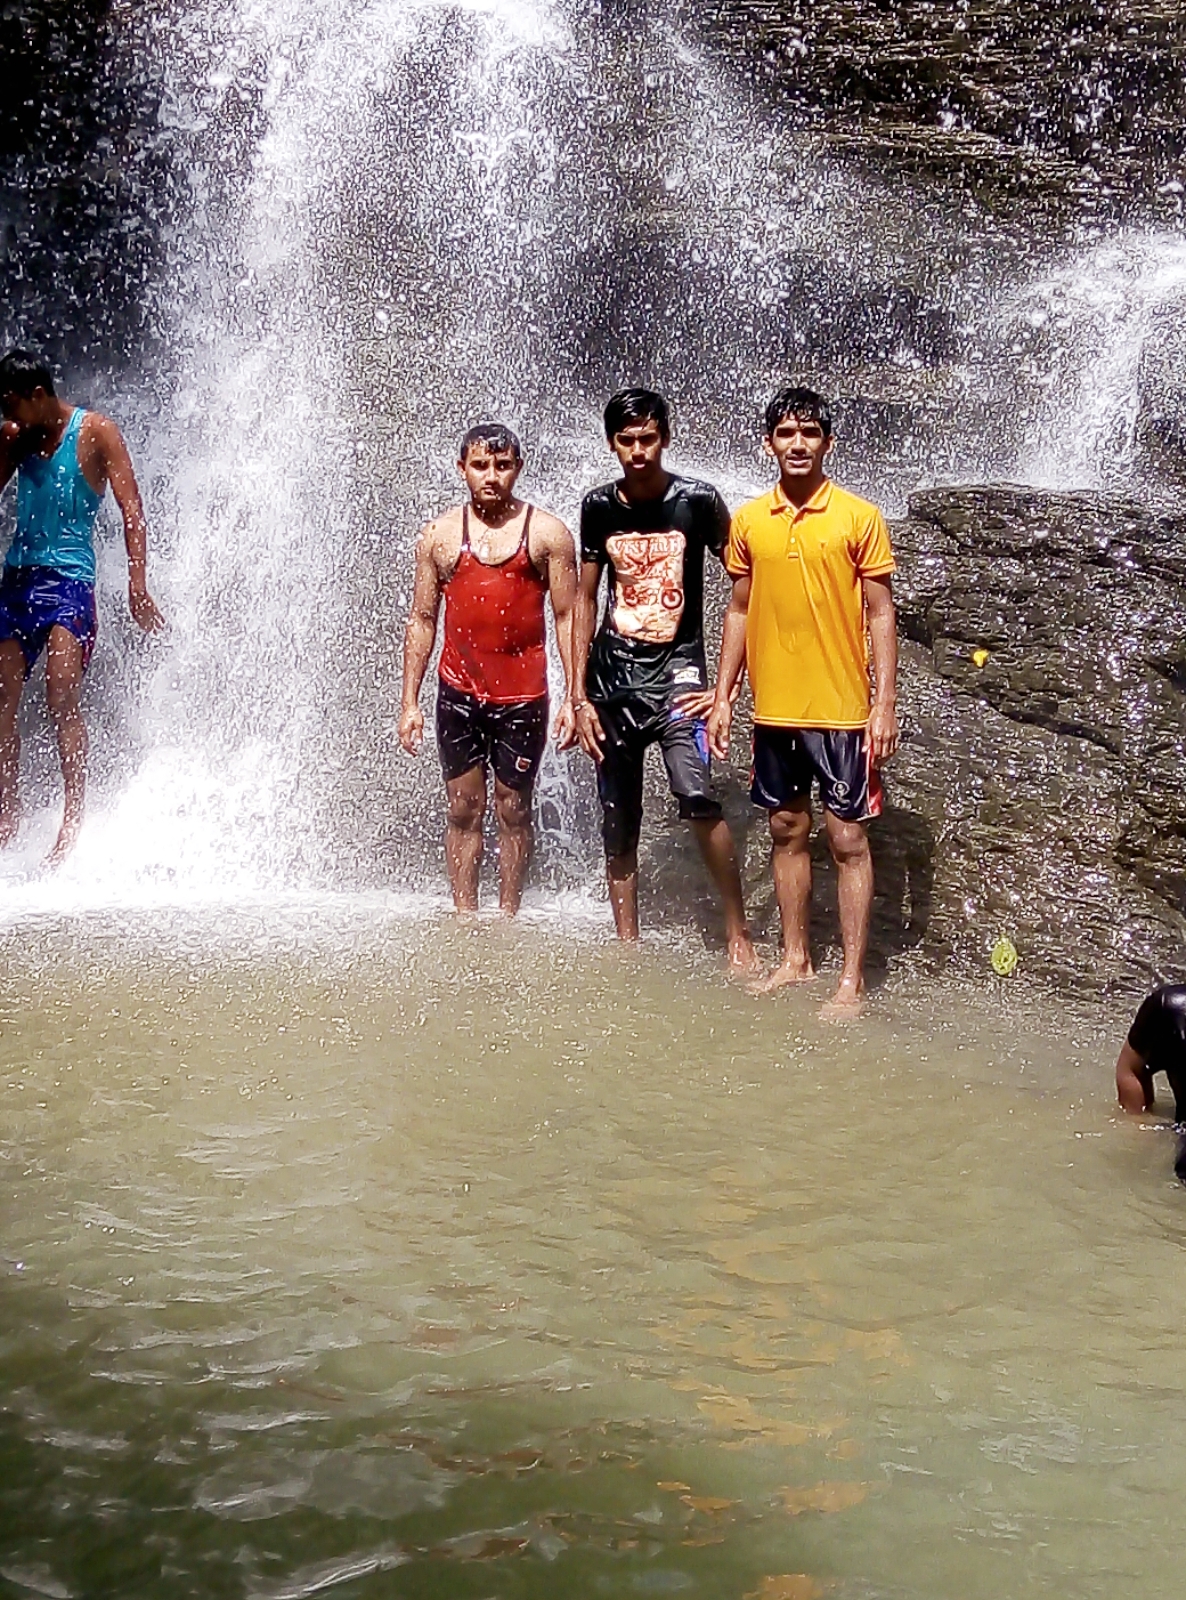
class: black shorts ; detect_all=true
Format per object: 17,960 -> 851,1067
594,696 -> 722,858
435,680 -> 547,792
751,725 -> 882,822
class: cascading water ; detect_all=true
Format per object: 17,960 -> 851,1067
4,0 -> 1186,916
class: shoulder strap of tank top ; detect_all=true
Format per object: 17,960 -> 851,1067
518,504 -> 533,554
461,504 -> 471,552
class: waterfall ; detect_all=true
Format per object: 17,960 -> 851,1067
3,0 -> 1186,914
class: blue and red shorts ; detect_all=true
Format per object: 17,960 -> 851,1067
751,724 -> 882,822
0,564 -> 98,676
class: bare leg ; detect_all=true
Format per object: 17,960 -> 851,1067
44,627 -> 88,865
444,765 -> 486,912
818,810 -> 873,1018
750,799 -> 815,994
690,816 -> 758,972
0,640 -> 25,849
493,778 -> 532,916
606,849 -> 639,941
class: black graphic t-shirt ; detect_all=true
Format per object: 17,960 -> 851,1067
580,474 -> 730,706
1129,984 -> 1186,1121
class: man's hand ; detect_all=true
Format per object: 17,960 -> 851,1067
867,700 -> 899,764
553,698 -> 577,750
672,686 -> 715,721
399,704 -> 424,756
706,696 -> 733,761
129,585 -> 165,632
573,701 -> 606,763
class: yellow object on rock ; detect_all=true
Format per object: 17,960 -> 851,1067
972,648 -> 990,667
991,937 -> 1019,977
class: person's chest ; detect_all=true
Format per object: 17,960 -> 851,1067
749,511 -> 853,578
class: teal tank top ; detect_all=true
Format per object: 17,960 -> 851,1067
7,408 -> 102,584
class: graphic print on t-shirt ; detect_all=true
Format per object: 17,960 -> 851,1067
605,530 -> 686,643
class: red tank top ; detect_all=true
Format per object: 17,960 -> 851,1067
438,505 -> 548,704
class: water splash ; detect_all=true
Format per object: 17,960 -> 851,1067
1004,231 -> 1186,490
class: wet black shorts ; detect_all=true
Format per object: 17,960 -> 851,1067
751,725 -> 882,822
594,696 -> 721,858
435,679 -> 548,792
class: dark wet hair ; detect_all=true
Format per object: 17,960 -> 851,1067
459,422 -> 521,462
0,347 -> 56,399
764,385 -> 832,439
603,387 -> 670,443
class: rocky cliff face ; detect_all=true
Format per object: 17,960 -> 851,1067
690,0 -> 1186,219
822,487 -> 1186,998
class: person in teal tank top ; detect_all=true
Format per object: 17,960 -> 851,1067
0,348 -> 165,864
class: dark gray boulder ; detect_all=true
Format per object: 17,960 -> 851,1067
883,486 -> 1186,997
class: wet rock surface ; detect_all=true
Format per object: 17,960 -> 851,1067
691,1 -> 1186,219
837,487 -> 1186,998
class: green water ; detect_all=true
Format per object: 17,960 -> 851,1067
0,908 -> 1181,1599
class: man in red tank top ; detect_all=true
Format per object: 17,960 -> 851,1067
399,424 -> 577,915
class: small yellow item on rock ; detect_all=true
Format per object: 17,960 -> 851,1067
991,937 -> 1018,977
972,648 -> 990,667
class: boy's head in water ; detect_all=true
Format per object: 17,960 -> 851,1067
457,423 -> 522,519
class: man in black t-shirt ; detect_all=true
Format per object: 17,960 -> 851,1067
560,388 -> 756,969
1116,983 -> 1186,1180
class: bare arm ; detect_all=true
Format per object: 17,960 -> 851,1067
539,513 -> 578,703
706,573 -> 751,759
92,415 -> 164,632
1116,1040 -> 1155,1114
0,422 -> 23,492
864,573 -> 899,764
399,525 -> 445,755
565,559 -> 606,760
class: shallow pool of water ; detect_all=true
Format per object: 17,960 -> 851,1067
0,907 -> 1180,1599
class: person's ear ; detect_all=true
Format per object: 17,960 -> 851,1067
762,435 -> 777,459
823,434 -> 835,458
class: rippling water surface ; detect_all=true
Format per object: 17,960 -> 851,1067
0,907 -> 1180,1598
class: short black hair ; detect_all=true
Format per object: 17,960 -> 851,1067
764,385 -> 832,439
603,387 -> 670,443
459,422 -> 521,462
0,347 -> 56,399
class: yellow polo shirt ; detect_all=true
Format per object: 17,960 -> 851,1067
725,479 -> 895,729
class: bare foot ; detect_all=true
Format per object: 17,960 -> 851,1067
818,978 -> 866,1021
44,815 -> 81,868
747,956 -> 816,995
727,932 -> 761,978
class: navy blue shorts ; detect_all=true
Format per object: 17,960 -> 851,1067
751,725 -> 882,822
0,565 -> 97,676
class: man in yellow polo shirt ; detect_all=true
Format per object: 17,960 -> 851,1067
706,386 -> 898,1017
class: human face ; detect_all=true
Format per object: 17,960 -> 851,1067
458,445 -> 522,516
609,418 -> 667,477
766,413 -> 832,490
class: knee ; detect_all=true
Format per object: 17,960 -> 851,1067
828,820 -> 870,867
607,849 -> 638,882
0,673 -> 22,714
447,790 -> 485,831
45,671 -> 81,720
769,808 -> 810,850
495,788 -> 531,832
